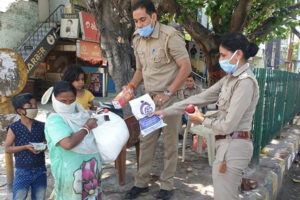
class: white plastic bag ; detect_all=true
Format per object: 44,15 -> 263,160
92,111 -> 129,164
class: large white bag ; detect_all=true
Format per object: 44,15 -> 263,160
92,111 -> 129,164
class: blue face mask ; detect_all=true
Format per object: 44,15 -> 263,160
219,50 -> 239,74
137,20 -> 154,37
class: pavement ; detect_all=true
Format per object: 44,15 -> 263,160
277,151 -> 300,200
0,93 -> 299,200
241,116 -> 300,200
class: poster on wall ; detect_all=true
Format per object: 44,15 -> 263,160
188,41 -> 204,60
93,82 -> 101,94
60,13 -> 79,38
84,72 -> 102,96
79,11 -> 100,42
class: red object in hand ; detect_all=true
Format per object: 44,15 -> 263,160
185,104 -> 195,113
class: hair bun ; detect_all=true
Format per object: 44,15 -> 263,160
247,43 -> 259,58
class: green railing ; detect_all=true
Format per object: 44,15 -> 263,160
251,68 -> 300,163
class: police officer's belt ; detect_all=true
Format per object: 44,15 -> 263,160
150,91 -> 179,99
215,131 -> 251,141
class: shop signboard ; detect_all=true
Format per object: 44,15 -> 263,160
76,40 -> 102,64
30,62 -> 46,79
25,28 -> 58,76
79,11 -> 100,42
60,13 -> 79,39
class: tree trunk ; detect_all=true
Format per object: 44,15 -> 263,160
205,51 -> 226,85
159,0 -> 226,85
87,0 -> 135,93
191,35 -> 225,85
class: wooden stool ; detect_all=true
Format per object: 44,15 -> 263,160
115,115 -> 140,185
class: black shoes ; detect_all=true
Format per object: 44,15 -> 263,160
124,186 -> 149,199
156,189 -> 174,200
179,134 -> 183,140
124,187 -> 174,200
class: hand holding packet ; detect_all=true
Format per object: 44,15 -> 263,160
30,142 -> 47,151
129,94 -> 166,136
112,87 -> 133,109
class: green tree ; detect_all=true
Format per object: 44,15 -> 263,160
86,0 -> 300,88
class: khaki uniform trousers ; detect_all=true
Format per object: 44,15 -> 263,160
134,96 -> 182,190
212,138 -> 253,200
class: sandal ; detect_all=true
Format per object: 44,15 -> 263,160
241,178 -> 258,191
292,178 -> 300,183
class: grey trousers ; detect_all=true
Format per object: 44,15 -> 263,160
212,139 -> 253,200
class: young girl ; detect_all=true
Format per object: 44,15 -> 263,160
5,93 -> 47,200
62,65 -> 95,110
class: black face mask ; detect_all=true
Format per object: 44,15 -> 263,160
66,27 -> 71,32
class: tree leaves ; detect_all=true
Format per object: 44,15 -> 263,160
172,0 -> 299,44
245,1 -> 299,43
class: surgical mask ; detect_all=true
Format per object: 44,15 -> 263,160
219,50 -> 239,74
137,19 -> 154,37
23,108 -> 38,119
52,94 -> 76,114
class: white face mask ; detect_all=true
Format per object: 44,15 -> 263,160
52,94 -> 76,114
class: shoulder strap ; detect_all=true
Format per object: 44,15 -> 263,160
231,72 -> 259,96
164,35 -> 171,63
238,73 -> 259,90
161,24 -> 184,64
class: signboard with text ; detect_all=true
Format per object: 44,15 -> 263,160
25,28 -> 58,76
76,40 -> 102,64
79,11 -> 100,42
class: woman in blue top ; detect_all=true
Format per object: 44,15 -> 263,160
5,93 -> 47,200
44,81 -> 102,200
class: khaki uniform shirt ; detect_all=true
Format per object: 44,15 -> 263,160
132,22 -> 189,94
183,85 -> 202,99
164,63 -> 259,135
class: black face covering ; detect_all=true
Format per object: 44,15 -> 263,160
66,26 -> 71,33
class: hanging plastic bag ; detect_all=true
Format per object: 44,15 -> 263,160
92,111 -> 129,164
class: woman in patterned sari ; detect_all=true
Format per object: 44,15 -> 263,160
44,81 -> 102,200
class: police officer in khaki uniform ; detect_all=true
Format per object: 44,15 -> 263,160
153,33 -> 259,200
124,0 -> 191,199
183,74 -> 202,99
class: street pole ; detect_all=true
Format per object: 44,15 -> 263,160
286,32 -> 294,72
0,97 -> 15,192
0,49 -> 28,193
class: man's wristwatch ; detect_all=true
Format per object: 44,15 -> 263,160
164,90 -> 172,97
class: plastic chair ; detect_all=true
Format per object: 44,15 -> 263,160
115,115 -> 140,185
182,120 -> 215,166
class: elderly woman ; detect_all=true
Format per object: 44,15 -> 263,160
44,81 -> 102,200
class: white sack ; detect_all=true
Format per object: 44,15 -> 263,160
92,111 -> 129,164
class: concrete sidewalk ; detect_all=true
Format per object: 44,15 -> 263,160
99,116 -> 300,200
241,116 -> 300,200
0,97 -> 299,199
